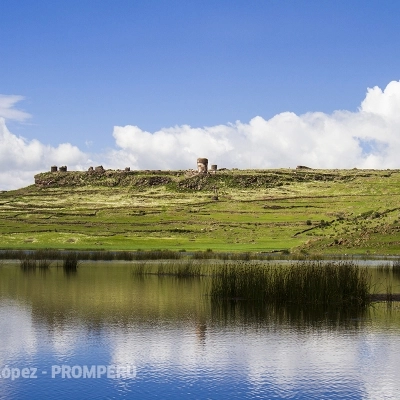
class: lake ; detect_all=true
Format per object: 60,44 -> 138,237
0,261 -> 399,399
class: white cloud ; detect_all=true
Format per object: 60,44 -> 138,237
360,81 -> 400,120
111,80 -> 400,171
0,94 -> 31,121
0,117 -> 89,190
2,81 -> 400,190
0,95 -> 91,190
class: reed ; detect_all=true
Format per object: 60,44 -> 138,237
18,250 -> 53,270
131,262 -> 147,276
384,283 -> 394,302
115,251 -> 134,261
377,263 -> 392,274
37,259 -> 52,269
192,251 -> 260,261
210,261 -> 372,307
86,249 -> 183,261
223,252 -> 251,261
0,249 -> 188,261
0,249 -> 323,262
168,261 -> 201,278
131,261 -> 203,278
19,258 -> 37,271
156,261 -> 202,277
132,250 -> 182,260
62,252 -> 80,271
191,251 -> 216,260
35,250 -> 53,269
392,259 -> 400,278
2,249 -> 60,261
210,297 -> 370,328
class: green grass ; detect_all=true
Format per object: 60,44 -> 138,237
2,168 -> 400,254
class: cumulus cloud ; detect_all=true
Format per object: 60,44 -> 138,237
0,95 -> 89,190
2,81 -> 400,190
0,117 -> 89,190
111,80 -> 400,171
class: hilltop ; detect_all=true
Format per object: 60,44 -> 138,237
34,167 -> 356,190
0,168 -> 399,255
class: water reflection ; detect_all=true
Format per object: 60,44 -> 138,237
1,262 -> 400,399
1,262 -> 399,332
210,299 -> 371,331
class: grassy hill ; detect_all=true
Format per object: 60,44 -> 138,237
1,168 -> 400,255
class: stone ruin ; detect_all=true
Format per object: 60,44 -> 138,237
51,165 -> 67,172
197,158 -> 208,173
296,165 -> 312,170
196,159 -> 218,174
47,158 -> 218,177
95,165 -> 105,173
50,165 -> 132,175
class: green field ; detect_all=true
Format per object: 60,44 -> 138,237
1,168 -> 400,255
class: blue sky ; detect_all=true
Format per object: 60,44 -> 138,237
1,1 -> 400,189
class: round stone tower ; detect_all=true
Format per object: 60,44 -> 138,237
197,158 -> 208,173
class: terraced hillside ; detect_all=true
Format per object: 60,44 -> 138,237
1,168 -> 400,254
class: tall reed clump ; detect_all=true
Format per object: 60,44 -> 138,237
131,262 -> 147,276
210,261 -> 372,308
378,263 -> 392,274
133,250 -> 182,260
393,259 -> 400,278
19,256 -> 38,271
19,250 -> 53,271
62,252 -> 80,272
192,251 -> 258,261
157,261 -> 202,278
131,261 -> 203,278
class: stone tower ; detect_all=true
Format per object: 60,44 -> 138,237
197,158 -> 208,173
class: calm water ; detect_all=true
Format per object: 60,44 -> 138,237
0,261 -> 399,400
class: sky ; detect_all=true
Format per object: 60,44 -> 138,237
1,0 -> 400,189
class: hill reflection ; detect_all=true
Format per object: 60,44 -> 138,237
0,262 -> 398,334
